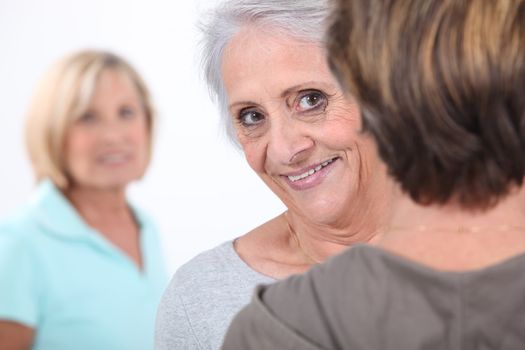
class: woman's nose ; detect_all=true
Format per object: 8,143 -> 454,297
267,117 -> 314,166
98,118 -> 125,143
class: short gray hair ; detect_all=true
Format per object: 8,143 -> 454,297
199,0 -> 331,144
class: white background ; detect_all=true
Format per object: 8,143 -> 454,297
0,0 -> 284,275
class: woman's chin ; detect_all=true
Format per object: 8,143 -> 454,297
296,202 -> 349,227
73,176 -> 137,192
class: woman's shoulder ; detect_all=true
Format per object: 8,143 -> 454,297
230,245 -> 525,348
0,204 -> 43,242
0,180 -> 71,239
156,241 -> 275,348
160,241 -> 274,310
0,215 -> 37,259
170,241 -> 272,291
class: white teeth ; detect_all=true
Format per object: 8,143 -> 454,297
100,154 -> 127,163
287,157 -> 337,182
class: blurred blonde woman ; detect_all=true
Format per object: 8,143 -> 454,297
0,50 -> 167,350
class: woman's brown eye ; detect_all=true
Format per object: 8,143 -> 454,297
297,91 -> 326,112
119,106 -> 136,119
78,112 -> 96,123
239,110 -> 265,127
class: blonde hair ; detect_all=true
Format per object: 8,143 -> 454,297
25,50 -> 155,188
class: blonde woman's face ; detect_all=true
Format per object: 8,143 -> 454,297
64,69 -> 149,191
221,28 -> 388,226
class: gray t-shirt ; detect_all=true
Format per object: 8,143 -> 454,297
155,241 -> 275,350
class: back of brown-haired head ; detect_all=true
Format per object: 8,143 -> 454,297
327,0 -> 525,210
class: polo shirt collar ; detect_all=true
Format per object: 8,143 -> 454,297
29,179 -> 147,241
30,179 -> 95,240
27,180 -> 160,278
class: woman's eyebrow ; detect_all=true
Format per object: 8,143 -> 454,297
228,100 -> 259,110
280,81 -> 333,98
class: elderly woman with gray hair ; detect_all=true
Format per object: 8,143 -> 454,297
154,0 -> 394,349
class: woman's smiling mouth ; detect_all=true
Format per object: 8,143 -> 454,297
97,152 -> 132,166
282,156 -> 340,190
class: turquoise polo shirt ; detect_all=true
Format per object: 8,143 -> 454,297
0,180 -> 167,350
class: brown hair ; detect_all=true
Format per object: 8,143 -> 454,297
327,0 -> 525,209
25,50 -> 156,188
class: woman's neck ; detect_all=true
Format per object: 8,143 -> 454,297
376,186 -> 525,271
63,183 -> 143,270
285,193 -> 393,264
63,184 -> 132,228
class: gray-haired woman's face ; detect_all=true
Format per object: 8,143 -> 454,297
221,27 -> 388,225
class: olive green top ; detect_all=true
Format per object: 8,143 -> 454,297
223,244 -> 525,350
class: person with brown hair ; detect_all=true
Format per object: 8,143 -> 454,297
222,0 -> 525,348
0,50 -> 167,350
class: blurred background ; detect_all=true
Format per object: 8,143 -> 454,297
0,0 -> 284,275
